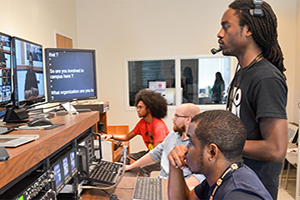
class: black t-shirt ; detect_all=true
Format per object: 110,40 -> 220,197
194,164 -> 272,200
227,59 -> 287,199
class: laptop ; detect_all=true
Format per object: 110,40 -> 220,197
0,127 -> 14,135
0,135 -> 39,147
77,133 -> 124,186
132,176 -> 163,200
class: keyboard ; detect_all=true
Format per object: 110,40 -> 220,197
89,160 -> 122,185
132,177 -> 163,200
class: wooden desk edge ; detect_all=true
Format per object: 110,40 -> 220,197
0,111 -> 99,191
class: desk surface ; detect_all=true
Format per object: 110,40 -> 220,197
0,111 -> 99,192
81,170 -> 168,200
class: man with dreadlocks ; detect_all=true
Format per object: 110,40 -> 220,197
215,0 -> 287,199
102,89 -> 169,175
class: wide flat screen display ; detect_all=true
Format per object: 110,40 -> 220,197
12,37 -> 44,106
0,32 -> 12,105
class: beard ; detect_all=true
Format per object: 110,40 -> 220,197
173,123 -> 186,135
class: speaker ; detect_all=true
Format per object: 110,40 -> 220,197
3,107 -> 29,123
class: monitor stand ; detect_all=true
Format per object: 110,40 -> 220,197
61,102 -> 78,114
58,102 -> 92,115
3,107 -> 29,123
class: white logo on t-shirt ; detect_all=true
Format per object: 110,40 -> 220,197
231,87 -> 242,118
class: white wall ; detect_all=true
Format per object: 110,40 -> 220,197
0,0 -> 298,153
0,0 -> 78,50
296,0 -> 300,196
76,0 -> 299,152
297,0 -> 300,124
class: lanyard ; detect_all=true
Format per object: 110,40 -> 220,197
227,54 -> 263,112
209,162 -> 241,200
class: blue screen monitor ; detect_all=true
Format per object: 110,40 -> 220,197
62,156 -> 70,178
70,150 -> 76,171
0,32 -> 12,106
54,162 -> 63,188
62,155 -> 72,184
45,48 -> 97,103
12,37 -> 44,106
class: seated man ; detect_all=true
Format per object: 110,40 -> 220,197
168,110 -> 272,200
126,103 -> 205,186
102,89 -> 169,174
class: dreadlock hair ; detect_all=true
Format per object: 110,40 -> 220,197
191,110 -> 246,162
229,0 -> 286,78
134,89 -> 167,119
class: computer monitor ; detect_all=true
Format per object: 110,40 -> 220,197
53,162 -> 63,191
62,155 -> 71,183
0,32 -> 12,106
44,48 -> 97,103
11,37 -> 44,107
70,150 -> 76,174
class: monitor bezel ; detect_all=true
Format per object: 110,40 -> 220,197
44,48 -> 98,103
11,36 -> 45,107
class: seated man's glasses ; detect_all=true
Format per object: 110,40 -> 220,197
174,114 -> 189,118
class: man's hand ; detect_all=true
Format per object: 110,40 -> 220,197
168,145 -> 188,169
101,134 -> 113,140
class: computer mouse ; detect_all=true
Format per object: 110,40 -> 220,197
27,117 -> 53,127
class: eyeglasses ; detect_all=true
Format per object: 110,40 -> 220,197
174,114 -> 189,118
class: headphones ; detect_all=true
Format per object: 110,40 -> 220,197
250,0 -> 264,17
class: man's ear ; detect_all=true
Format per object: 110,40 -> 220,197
186,116 -> 192,124
244,25 -> 252,37
207,143 -> 219,161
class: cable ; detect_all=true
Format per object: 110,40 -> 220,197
113,187 -> 134,190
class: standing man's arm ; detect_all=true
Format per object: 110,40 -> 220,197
243,117 -> 287,162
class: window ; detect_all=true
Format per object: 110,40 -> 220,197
128,59 -> 175,106
126,55 -> 234,107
